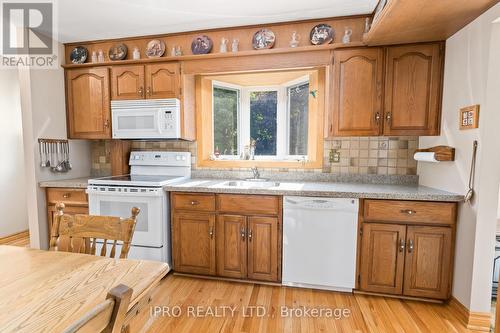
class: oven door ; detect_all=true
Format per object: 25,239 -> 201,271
112,108 -> 164,139
87,186 -> 166,248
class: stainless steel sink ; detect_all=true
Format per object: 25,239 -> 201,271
224,180 -> 280,189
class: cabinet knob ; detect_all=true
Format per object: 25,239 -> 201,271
146,87 -> 151,97
190,200 -> 199,206
375,112 -> 381,124
248,229 -> 253,241
62,193 -> 71,199
386,112 -> 392,123
138,87 -> 144,97
240,228 -> 246,240
408,239 -> 414,253
209,226 -> 214,239
400,209 -> 416,215
104,119 -> 110,128
399,238 -> 405,252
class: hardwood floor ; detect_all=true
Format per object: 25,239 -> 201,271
144,274 -> 483,333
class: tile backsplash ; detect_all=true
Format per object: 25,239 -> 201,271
90,137 -> 418,177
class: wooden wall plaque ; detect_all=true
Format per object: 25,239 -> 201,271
459,104 -> 479,130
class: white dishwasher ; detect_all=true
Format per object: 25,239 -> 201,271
282,196 -> 359,292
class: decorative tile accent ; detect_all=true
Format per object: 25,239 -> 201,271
90,137 -> 419,177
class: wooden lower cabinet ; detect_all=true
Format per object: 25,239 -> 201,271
216,214 -> 247,279
358,199 -> 456,301
359,223 -> 406,295
172,212 -> 216,275
247,216 -> 279,282
171,193 -> 281,283
403,226 -> 452,299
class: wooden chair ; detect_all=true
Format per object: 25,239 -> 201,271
49,202 -> 140,259
63,284 -> 132,333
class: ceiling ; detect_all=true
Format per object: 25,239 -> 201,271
56,0 -> 378,43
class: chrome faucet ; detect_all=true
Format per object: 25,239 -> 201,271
251,167 -> 260,179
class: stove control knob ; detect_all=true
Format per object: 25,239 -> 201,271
176,155 -> 181,161
181,156 -> 186,161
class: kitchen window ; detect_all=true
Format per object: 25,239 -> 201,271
197,68 -> 324,169
212,77 -> 309,160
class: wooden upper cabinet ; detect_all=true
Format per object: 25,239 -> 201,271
145,63 -> 180,99
359,223 -> 406,295
66,67 -> 111,139
247,216 -> 279,282
330,48 -> 384,136
111,65 -> 145,100
384,43 -> 443,136
172,212 -> 216,275
403,226 -> 452,300
216,215 -> 247,279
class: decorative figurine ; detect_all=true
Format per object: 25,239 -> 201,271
171,45 -> 177,57
231,39 -> 239,52
91,50 -> 97,63
289,31 -> 300,48
220,38 -> 228,53
97,50 -> 104,62
132,47 -> 140,60
175,46 -> 182,56
342,27 -> 352,44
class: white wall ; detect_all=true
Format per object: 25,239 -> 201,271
0,70 -> 28,237
419,3 -> 500,313
19,43 -> 92,249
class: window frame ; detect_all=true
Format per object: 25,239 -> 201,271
211,77 -> 310,161
196,67 -> 324,170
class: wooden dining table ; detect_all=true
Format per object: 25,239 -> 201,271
0,245 -> 169,333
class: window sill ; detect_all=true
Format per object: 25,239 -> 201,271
197,158 -> 322,169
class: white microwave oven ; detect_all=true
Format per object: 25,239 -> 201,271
111,98 -> 181,139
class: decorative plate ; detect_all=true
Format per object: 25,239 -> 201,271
191,35 -> 213,55
145,39 -> 165,58
108,43 -> 128,61
69,46 -> 88,64
252,29 -> 275,50
310,24 -> 334,45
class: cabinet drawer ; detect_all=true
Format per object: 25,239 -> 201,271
172,193 -> 215,211
217,194 -> 280,215
46,188 -> 88,206
364,200 -> 456,225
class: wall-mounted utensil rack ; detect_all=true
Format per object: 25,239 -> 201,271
38,138 -> 72,173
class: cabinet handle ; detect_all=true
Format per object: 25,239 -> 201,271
408,239 -> 414,253
375,112 -> 381,124
399,238 -> 405,252
62,193 -> 71,198
209,226 -> 214,239
385,112 -> 392,123
138,86 -> 144,97
104,119 -> 110,128
241,228 -> 246,240
400,209 -> 416,215
146,87 -> 151,97
190,200 -> 199,206
248,229 -> 253,242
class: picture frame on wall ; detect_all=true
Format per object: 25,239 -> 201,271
459,104 -> 480,130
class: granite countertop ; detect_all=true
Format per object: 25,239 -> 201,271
164,178 -> 464,202
39,177 -> 90,189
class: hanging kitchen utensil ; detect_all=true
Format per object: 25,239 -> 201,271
464,140 -> 478,203
38,139 -> 71,173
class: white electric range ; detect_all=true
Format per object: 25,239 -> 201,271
87,151 -> 191,264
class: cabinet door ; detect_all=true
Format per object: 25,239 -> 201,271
403,226 -> 452,299
111,65 -> 145,100
384,43 -> 443,136
172,212 -> 216,275
247,216 -> 278,282
66,67 -> 111,139
145,63 -> 180,99
359,223 -> 406,295
216,215 -> 247,279
330,48 -> 384,136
